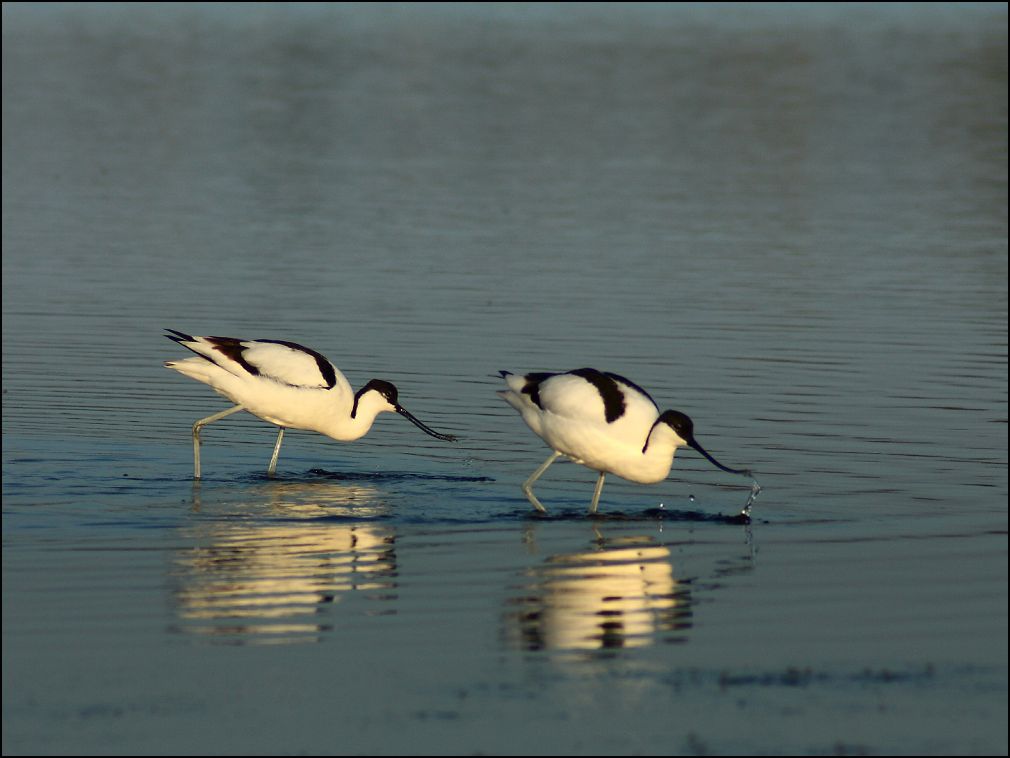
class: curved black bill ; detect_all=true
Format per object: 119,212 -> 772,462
396,405 -> 457,442
689,437 -> 752,477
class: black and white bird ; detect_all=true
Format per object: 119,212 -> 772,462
497,368 -> 756,515
164,330 -> 456,478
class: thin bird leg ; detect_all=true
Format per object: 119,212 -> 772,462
588,471 -> 606,515
523,451 -> 561,513
267,427 -> 285,477
191,405 -> 245,479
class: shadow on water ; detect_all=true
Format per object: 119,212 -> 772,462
172,467 -> 493,488
305,468 -> 495,484
189,477 -> 394,518
188,466 -> 755,525
187,467 -> 494,517
502,506 -> 754,525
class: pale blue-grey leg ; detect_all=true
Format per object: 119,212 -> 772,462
192,405 -> 244,479
523,451 -> 561,513
589,471 -> 606,514
267,427 -> 285,477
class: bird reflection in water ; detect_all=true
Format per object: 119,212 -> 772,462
172,481 -> 396,645
508,530 -> 692,652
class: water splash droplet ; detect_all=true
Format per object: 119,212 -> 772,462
740,477 -> 762,517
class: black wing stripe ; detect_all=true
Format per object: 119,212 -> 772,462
605,371 -> 658,409
164,331 -> 251,372
257,339 -> 338,389
206,336 -> 261,376
569,368 -> 626,423
521,372 -> 557,410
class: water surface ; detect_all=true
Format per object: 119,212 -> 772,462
3,4 -> 1007,755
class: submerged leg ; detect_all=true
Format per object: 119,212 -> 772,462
192,405 -> 244,480
588,471 -> 606,514
267,427 -> 285,477
523,451 -> 562,513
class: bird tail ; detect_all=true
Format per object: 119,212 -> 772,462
164,356 -> 218,383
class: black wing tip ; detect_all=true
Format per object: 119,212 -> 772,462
164,328 -> 194,343
164,329 -> 218,365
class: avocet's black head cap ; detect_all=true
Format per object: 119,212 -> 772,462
361,378 -> 398,406
660,409 -> 751,477
657,409 -> 694,443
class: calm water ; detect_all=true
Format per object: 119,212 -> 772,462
3,3 -> 1007,755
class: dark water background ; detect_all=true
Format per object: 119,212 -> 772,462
3,4 -> 1007,754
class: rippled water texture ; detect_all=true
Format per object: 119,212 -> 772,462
3,4 -> 1007,755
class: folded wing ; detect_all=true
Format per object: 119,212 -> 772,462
165,331 -> 350,393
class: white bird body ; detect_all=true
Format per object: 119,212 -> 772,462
498,368 -> 753,514
165,331 -> 455,478
169,338 -> 375,440
498,371 -> 680,484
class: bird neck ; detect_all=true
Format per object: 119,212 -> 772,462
304,391 -> 385,442
642,420 -> 685,460
340,390 -> 394,441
